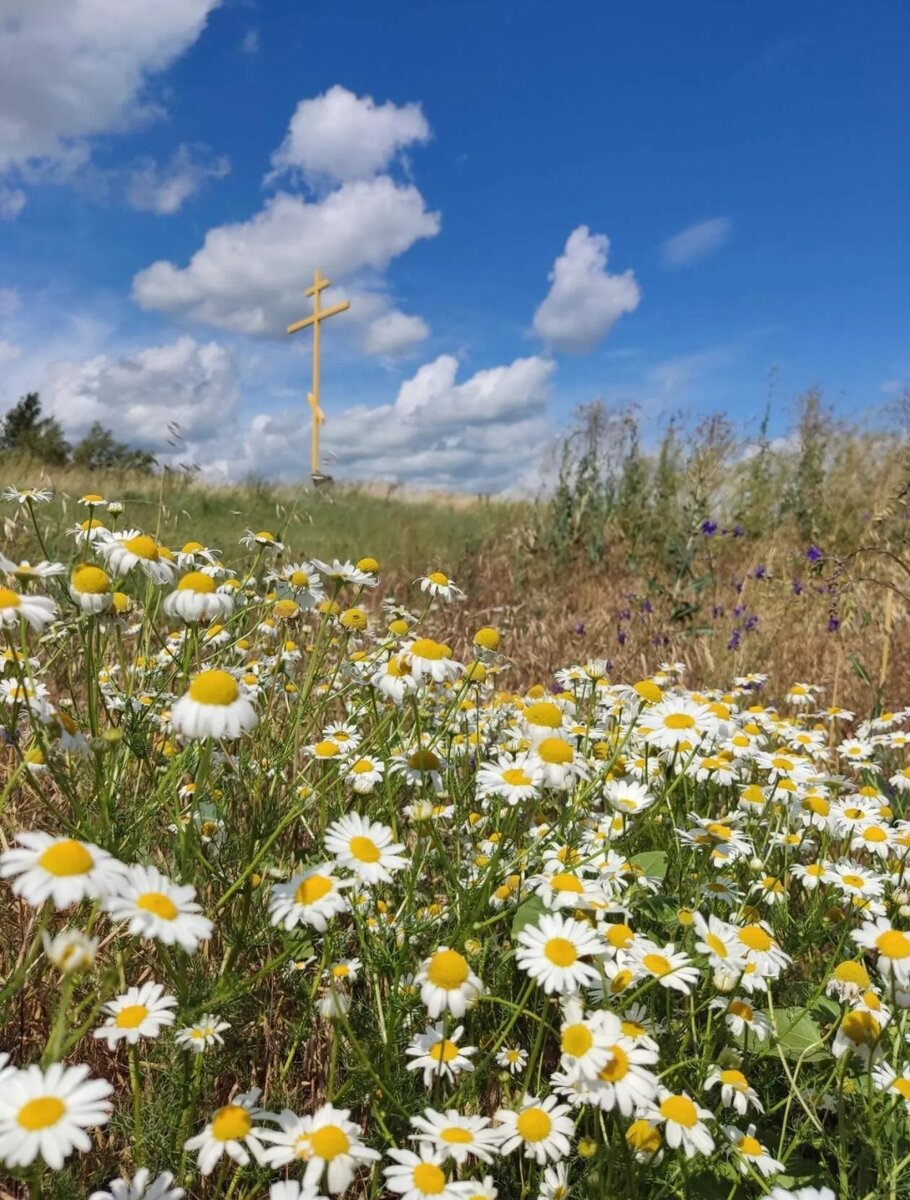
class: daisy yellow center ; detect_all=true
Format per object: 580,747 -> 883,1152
642,953 -> 672,976
441,1125 -> 473,1144
181,541 -> 204,553
428,572 -> 449,586
349,836 -> 380,863
429,1039 -> 459,1063
122,534 -> 159,560
427,949 -> 469,989
256,531 -> 274,542
0,587 -> 21,608
894,1079 -> 910,1100
599,1045 -> 630,1082
739,1135 -> 763,1157
115,1004 -> 149,1029
309,1124 -> 350,1159
136,892 -> 178,920
525,701 -> 563,728
561,1023 -> 593,1056
72,564 -> 110,594
352,759 -> 374,774
876,930 -> 910,959
211,1105 -> 251,1142
660,1095 -> 697,1128
550,872 -> 583,893
82,494 -> 104,503
188,670 -> 239,706
38,839 -> 93,877
177,571 -> 215,593
413,1163 -> 446,1194
502,768 -> 532,786
408,749 -> 441,771
663,712 -> 695,730
739,925 -> 772,952
18,1096 -> 65,1130
315,741 -> 340,757
411,638 -> 446,661
296,875 -> 333,905
538,737 -> 573,765
607,923 -> 634,949
864,826 -> 887,842
544,937 -> 577,967
611,969 -> 633,993
840,1010 -> 881,1045
705,933 -> 729,958
833,961 -> 870,986
720,1069 -> 748,1088
627,1119 -> 661,1153
516,1107 -> 552,1142
841,873 -> 866,889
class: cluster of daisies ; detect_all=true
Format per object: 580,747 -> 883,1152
0,486 -> 909,1199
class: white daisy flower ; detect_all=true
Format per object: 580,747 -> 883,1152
99,530 -> 174,584
704,1066 -> 764,1115
708,997 -> 771,1041
383,1146 -> 468,1199
93,981 -> 177,1049
42,929 -> 98,974
259,1102 -> 380,1193
268,1182 -> 330,1200
312,558 -> 377,587
343,755 -> 386,793
88,1168 -> 185,1200
69,563 -> 113,614
175,1013 -> 231,1053
723,1123 -> 785,1177
416,947 -> 484,1017
409,1108 -> 503,1164
0,584 -> 57,631
418,571 -> 465,601
269,864 -> 351,932
404,638 -> 462,683
852,919 -> 910,987
240,529 -> 285,551
0,831 -> 126,909
324,813 -> 408,883
163,572 -> 235,623
495,1045 -> 528,1074
103,863 -> 213,953
628,939 -> 701,994
515,913 -> 606,995
0,1062 -> 113,1169
171,669 -> 258,740
183,1091 -> 268,1175
495,1094 -> 574,1164
645,1089 -> 715,1158
405,1023 -> 477,1088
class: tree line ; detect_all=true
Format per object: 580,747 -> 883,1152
0,393 -> 155,472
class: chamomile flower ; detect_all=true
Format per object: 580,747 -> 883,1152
175,1014 -> 231,1053
416,947 -> 484,1017
103,863 -> 213,953
324,813 -> 407,883
704,1067 -> 763,1115
723,1124 -> 784,1176
99,530 -> 174,584
476,755 -> 539,805
516,913 -> 606,995
240,529 -> 285,551
171,669 -> 258,739
259,1103 -> 380,1192
419,571 -> 465,601
0,585 -> 57,631
871,1062 -> 910,1109
628,939 -> 700,994
645,1089 -> 715,1158
93,981 -> 177,1049
42,929 -> 98,974
343,754 -> 386,792
853,919 -> 910,987
708,996 -> 771,1041
406,1023 -> 477,1087
384,1146 -> 466,1200
0,1062 -> 113,1169
164,572 -> 235,623
69,563 -> 113,614
409,1108 -> 503,1164
1,831 -> 125,909
183,1091 -> 268,1175
496,1045 -> 528,1074
4,485 -> 52,504
405,638 -> 461,683
495,1094 -> 574,1164
269,864 -> 350,932
643,697 -> 716,751
88,1168 -> 185,1200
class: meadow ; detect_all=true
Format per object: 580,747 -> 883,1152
2,392 -> 910,1200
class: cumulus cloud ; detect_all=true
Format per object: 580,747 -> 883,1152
0,340 -> 21,364
362,311 -> 429,357
268,85 -> 430,187
126,144 -> 230,215
41,336 -> 240,455
0,0 -> 219,176
133,176 -> 440,339
0,186 -> 25,220
532,226 -> 640,353
233,354 -> 556,491
661,217 -> 732,268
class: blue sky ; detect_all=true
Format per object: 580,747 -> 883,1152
0,0 -> 907,490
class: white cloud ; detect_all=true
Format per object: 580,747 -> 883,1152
0,340 -> 21,364
362,311 -> 429,356
126,144 -> 230,215
233,353 -> 556,491
0,186 -> 25,219
240,28 -> 259,54
269,85 -> 430,187
133,177 -> 440,338
41,336 -> 240,455
0,0 -> 220,175
661,217 -> 732,268
532,226 -> 640,353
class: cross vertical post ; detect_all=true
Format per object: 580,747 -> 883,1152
287,268 -> 351,481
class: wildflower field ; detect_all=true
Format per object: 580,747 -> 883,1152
2,418 -> 910,1200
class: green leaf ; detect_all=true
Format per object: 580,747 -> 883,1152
511,895 -> 545,939
630,851 -> 668,881
761,1007 -> 827,1062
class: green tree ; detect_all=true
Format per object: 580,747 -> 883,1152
72,422 -> 156,473
0,392 -> 69,464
